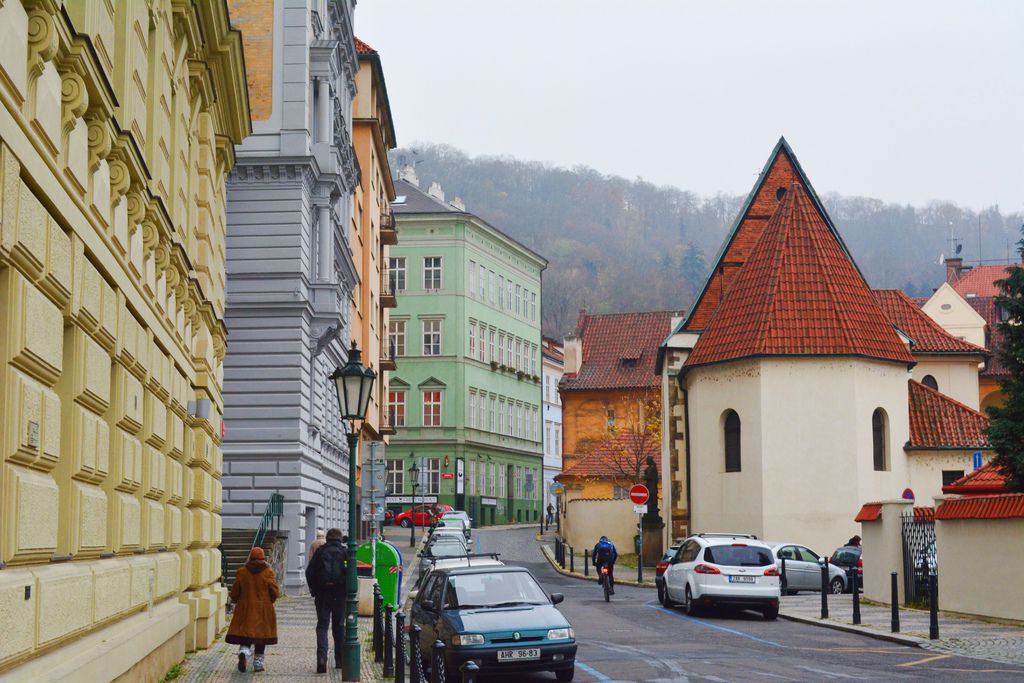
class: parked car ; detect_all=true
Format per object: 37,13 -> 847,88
434,516 -> 471,541
428,527 -> 469,547
395,504 -> 445,528
409,555 -> 504,602
767,542 -> 846,594
829,545 -> 863,592
442,510 -> 473,528
422,536 -> 471,562
655,543 -> 681,605
661,533 -> 781,620
410,565 -> 577,681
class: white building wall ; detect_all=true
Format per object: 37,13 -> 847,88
542,353 -> 564,509
921,283 -> 987,349
910,358 -> 981,410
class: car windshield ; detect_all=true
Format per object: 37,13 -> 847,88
704,545 -> 772,567
428,541 -> 467,558
438,518 -> 467,529
831,548 -> 861,565
446,571 -> 549,609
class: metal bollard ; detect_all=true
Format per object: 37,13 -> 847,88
373,585 -> 383,662
431,639 -> 446,683
819,558 -> 829,619
584,551 -> 589,577
395,612 -> 407,683
461,660 -> 480,683
852,567 -> 861,625
410,624 -> 424,683
890,572 -> 900,633
781,557 -> 788,592
569,547 -> 574,573
929,571 -> 939,640
384,602 -> 395,677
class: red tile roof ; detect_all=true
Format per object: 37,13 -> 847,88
556,433 -> 660,481
966,297 -> 1010,379
950,264 -> 1014,299
855,502 -> 882,522
942,463 -> 1009,495
872,289 -> 987,355
913,507 -> 935,522
907,380 -> 990,450
561,310 -> 682,391
934,493 -> 1024,520
541,337 -> 564,364
684,183 -> 914,369
354,37 -> 377,54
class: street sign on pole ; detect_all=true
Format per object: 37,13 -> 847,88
973,451 -> 983,470
629,484 -> 649,506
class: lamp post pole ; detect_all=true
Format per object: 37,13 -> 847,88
409,461 -> 420,548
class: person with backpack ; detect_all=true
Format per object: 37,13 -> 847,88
592,536 -> 618,595
305,527 -> 348,673
226,546 -> 280,672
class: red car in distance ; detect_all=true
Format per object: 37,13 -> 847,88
395,503 -> 453,528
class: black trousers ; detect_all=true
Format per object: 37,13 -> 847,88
315,592 -> 346,663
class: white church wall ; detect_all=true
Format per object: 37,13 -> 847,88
906,449 -> 991,503
911,359 -> 981,410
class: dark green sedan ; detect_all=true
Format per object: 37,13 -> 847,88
410,565 -> 577,681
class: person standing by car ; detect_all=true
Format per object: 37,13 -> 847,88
226,547 -> 280,672
306,528 -> 348,673
592,536 -> 618,595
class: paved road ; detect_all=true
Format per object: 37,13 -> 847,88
474,528 -> 1024,683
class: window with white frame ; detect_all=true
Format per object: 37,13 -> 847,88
423,256 -> 442,289
425,457 -> 441,494
468,460 -> 476,496
506,336 -> 513,368
478,263 -> 486,298
468,322 -> 476,358
479,393 -> 486,431
516,466 -> 523,498
498,466 -> 505,497
498,276 -> 505,308
489,271 -> 495,304
469,390 -> 477,428
545,375 -> 550,402
531,292 -> 537,322
488,329 -> 496,363
488,463 -> 496,496
506,402 -> 513,436
507,281 -> 513,310
546,423 -> 552,453
497,398 -> 505,433
422,390 -> 442,427
489,396 -> 496,431
389,320 -> 406,356
386,459 -> 405,495
478,323 -> 486,362
515,340 -> 522,371
515,285 -> 522,315
533,406 -> 540,440
422,319 -> 441,355
388,390 -> 406,427
497,333 -> 505,365
388,257 -> 406,292
469,260 -> 477,295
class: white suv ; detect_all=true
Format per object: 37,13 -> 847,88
661,533 -> 781,620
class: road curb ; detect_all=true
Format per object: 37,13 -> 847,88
779,612 -> 925,647
539,544 -> 656,588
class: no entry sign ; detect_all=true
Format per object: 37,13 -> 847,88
629,484 -> 649,506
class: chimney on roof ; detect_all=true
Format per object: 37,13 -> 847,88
450,197 -> 465,211
562,334 -> 582,375
397,164 -> 419,187
428,181 -> 444,202
945,257 -> 964,285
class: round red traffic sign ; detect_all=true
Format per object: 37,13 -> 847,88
629,484 -> 649,505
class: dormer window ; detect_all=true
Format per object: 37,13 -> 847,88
620,358 -> 637,368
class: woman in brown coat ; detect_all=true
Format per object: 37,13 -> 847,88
226,547 -> 280,672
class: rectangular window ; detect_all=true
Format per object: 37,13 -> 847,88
515,340 -> 522,371
506,337 -> 513,368
489,396 -> 496,432
469,390 -> 477,429
515,285 -> 522,315
468,460 -> 476,496
488,329 -> 496,363
422,319 -> 441,355
479,393 -> 486,431
422,390 -> 442,427
478,323 -> 486,362
423,256 -> 442,289
545,375 -> 550,402
388,390 -> 406,427
555,427 -> 560,454
607,409 -> 615,428
386,459 -> 404,495
389,320 -> 406,357
468,322 -> 476,358
507,281 -> 513,310
478,263 -> 486,298
489,271 -> 496,304
506,402 -> 514,436
942,470 -> 965,486
426,458 -> 441,494
546,424 -> 552,453
515,466 -> 522,498
497,333 -> 505,365
498,276 -> 505,308
488,463 -> 496,496
469,260 -> 477,295
497,398 -> 505,433
388,257 -> 406,292
531,292 -> 537,322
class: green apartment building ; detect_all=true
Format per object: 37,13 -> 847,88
385,172 -> 547,526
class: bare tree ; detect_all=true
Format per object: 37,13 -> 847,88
577,393 -> 661,484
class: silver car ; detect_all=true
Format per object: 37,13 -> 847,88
767,542 -> 846,594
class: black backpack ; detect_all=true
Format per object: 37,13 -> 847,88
319,545 -> 347,588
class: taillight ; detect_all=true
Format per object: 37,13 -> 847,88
764,566 -> 781,576
858,558 -> 863,568
656,562 -> 669,573
731,543 -> 747,547
693,564 -> 721,574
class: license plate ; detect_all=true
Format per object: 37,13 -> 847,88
729,576 -> 756,583
497,648 -> 541,662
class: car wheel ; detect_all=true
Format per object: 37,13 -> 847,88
684,586 -> 700,616
659,582 -> 675,607
555,667 -> 575,682
830,577 -> 845,594
762,605 -> 779,621
399,518 -> 411,528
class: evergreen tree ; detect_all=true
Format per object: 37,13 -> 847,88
986,235 -> 1024,492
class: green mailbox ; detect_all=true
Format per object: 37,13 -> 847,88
356,540 -> 404,607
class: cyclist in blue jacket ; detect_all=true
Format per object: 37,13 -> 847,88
592,536 -> 618,595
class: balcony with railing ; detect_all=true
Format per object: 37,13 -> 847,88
380,209 -> 398,245
380,279 -> 397,308
380,338 -> 397,371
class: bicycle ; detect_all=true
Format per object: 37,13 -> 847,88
599,565 -> 611,602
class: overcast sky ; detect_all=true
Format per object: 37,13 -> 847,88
356,1 -> 1023,212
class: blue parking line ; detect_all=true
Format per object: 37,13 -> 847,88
576,660 -> 611,681
646,604 -> 785,648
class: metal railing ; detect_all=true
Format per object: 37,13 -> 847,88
252,492 -> 285,551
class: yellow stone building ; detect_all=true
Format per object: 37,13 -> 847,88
0,1 -> 249,679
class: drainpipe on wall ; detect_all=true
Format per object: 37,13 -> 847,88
682,385 -> 692,537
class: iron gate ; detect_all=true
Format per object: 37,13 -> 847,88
901,509 -> 937,605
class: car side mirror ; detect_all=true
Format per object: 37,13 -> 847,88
669,556 -> 680,565
409,589 -> 419,601
550,593 -> 564,605
422,599 -> 436,612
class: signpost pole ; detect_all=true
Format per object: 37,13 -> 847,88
637,512 -> 643,583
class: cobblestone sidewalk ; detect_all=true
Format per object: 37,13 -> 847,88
175,598 -> 387,682
780,593 -> 1024,667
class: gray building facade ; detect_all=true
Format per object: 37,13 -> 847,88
223,0 -> 360,593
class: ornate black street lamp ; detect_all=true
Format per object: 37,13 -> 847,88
329,341 -> 376,682
409,460 -> 420,548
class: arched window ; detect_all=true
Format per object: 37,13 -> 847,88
872,408 -> 887,471
922,375 -> 938,391
724,410 -> 741,472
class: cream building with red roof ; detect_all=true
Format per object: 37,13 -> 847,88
657,139 -> 994,553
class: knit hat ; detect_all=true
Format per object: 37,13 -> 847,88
249,547 -> 266,561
